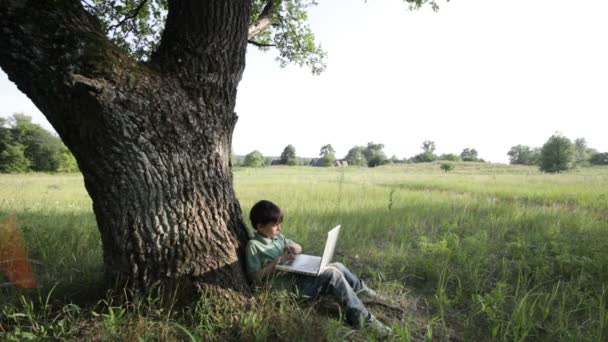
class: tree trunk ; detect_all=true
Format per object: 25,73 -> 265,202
0,0 -> 253,300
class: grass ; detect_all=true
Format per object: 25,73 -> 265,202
1,162 -> 607,340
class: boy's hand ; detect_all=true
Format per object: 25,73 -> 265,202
277,253 -> 295,265
283,244 -> 299,255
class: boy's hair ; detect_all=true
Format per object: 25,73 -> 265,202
250,200 -> 283,230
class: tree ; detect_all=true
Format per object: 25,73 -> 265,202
0,143 -> 31,173
540,134 -> 574,173
411,140 -> 437,163
362,142 -> 387,167
280,144 -> 297,166
590,152 -> 608,166
573,138 -> 592,166
460,148 -> 479,162
344,146 -> 367,167
10,114 -> 64,172
243,150 -> 265,167
318,144 -> 336,167
421,140 -> 436,154
0,0 -> 441,299
507,145 -> 541,165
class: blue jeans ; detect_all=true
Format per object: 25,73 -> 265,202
294,262 -> 369,326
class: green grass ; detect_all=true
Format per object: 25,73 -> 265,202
1,163 -> 608,340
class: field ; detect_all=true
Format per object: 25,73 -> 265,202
1,163 -> 608,341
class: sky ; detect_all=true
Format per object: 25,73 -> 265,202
2,0 -> 607,163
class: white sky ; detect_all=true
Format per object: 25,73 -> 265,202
2,0 -> 607,163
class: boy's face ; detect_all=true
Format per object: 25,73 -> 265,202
257,222 -> 281,239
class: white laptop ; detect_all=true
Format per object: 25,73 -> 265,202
275,225 -> 341,276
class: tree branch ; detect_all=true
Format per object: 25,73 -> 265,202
248,0 -> 277,39
247,40 -> 276,48
105,0 -> 149,35
0,0 -> 130,141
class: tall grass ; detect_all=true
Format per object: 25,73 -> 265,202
1,163 -> 607,340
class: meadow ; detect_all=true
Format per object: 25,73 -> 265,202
1,162 -> 608,341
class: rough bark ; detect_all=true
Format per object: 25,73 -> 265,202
0,0 -> 253,300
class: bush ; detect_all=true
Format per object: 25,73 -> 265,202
440,163 -> 455,172
243,150 -> 265,167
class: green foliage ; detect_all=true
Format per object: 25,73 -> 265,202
280,144 -> 297,165
57,145 -> 80,173
344,146 -> 367,167
0,143 -> 31,173
412,151 -> 436,163
82,0 -> 442,72
540,134 -> 574,173
243,150 -> 265,167
460,148 -> 480,162
362,142 -> 387,167
319,144 -> 335,158
440,163 -> 454,172
438,153 -> 460,162
82,0 -> 168,61
508,145 -> 541,165
412,140 -> 437,163
0,114 -> 75,173
590,152 -> 608,166
573,138 -> 594,167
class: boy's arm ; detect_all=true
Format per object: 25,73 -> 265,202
249,254 -> 295,283
283,242 -> 302,255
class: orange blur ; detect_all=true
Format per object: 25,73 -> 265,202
0,214 -> 37,288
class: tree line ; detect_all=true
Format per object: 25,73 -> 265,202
509,133 -> 608,173
238,134 -> 608,173
0,114 -> 78,173
236,140 -> 485,168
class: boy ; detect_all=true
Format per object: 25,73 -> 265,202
245,200 -> 392,335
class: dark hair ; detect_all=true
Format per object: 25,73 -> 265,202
250,200 -> 283,230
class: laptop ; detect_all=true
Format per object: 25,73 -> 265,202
275,225 -> 341,276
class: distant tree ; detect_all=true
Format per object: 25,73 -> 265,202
362,142 -> 387,167
540,134 -> 574,173
508,145 -> 541,165
280,144 -> 297,166
422,140 -> 436,154
438,153 -> 460,162
0,143 -> 31,173
590,152 -> 608,166
573,138 -> 592,166
318,144 -> 336,167
460,148 -> 479,162
9,113 -> 64,172
412,140 -> 437,163
243,150 -> 265,168
319,144 -> 335,157
440,163 -> 455,172
344,146 -> 367,166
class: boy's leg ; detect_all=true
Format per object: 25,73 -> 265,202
326,262 -> 386,302
325,262 -> 364,292
300,266 -> 370,326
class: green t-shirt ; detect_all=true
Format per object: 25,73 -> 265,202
245,232 -> 298,291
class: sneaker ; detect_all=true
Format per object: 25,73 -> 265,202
366,315 -> 393,337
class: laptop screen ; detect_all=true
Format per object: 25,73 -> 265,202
319,225 -> 341,271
